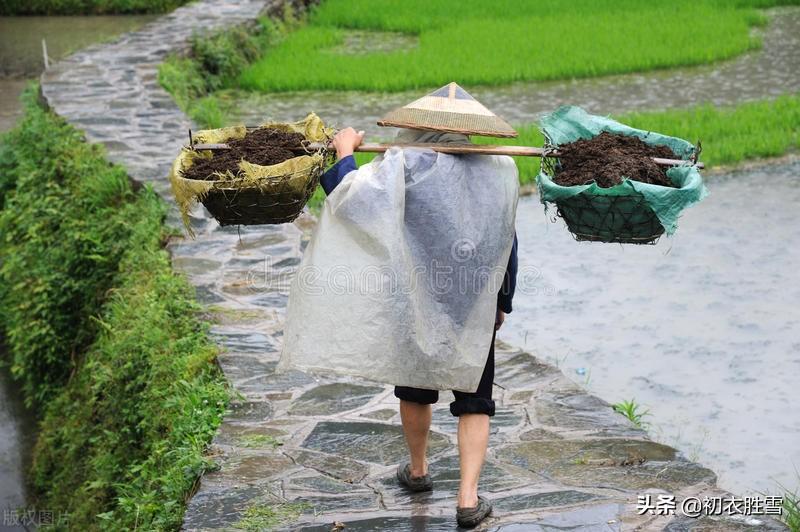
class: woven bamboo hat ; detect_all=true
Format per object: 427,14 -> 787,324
377,82 -> 517,138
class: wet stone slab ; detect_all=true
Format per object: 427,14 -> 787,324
663,514 -> 789,531
489,503 -> 625,531
235,361 -> 318,393
297,515 -> 457,532
219,452 -> 297,485
289,449 -> 371,483
289,383 -> 385,416
431,405 -> 523,435
359,408 -> 397,421
226,400 -> 274,423
380,454 -> 542,506
494,351 -> 562,390
301,421 -> 451,466
289,493 -> 379,514
492,490 -> 601,513
287,473 -> 369,495
182,485 -> 264,530
213,423 -> 285,448
534,389 -> 642,434
496,439 -> 717,492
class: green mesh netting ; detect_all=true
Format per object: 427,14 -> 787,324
537,106 -> 708,242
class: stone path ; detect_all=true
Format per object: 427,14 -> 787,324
36,1 -> 789,530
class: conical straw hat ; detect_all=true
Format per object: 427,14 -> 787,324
377,82 -> 517,138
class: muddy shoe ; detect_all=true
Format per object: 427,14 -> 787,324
456,495 -> 492,528
396,463 -> 432,492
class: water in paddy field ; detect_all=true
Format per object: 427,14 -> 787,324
501,161 -> 800,498
230,7 -> 800,139
0,360 -> 36,529
0,15 -> 157,132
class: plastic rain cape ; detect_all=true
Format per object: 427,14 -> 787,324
278,131 -> 519,392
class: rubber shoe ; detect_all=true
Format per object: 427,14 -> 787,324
396,463 -> 432,492
456,495 -> 492,528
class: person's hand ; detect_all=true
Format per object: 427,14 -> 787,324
332,127 -> 365,159
495,308 -> 505,331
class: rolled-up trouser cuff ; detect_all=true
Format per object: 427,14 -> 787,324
449,397 -> 495,417
394,386 -> 439,405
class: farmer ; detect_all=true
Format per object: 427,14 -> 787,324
280,82 -> 519,528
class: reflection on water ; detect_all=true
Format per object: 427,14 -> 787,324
230,7 -> 800,139
0,362 -> 35,525
0,15 -> 158,77
502,161 -> 800,497
0,15 -> 157,132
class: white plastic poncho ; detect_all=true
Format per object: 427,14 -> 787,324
279,130 -> 519,392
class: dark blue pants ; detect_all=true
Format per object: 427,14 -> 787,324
394,329 -> 496,417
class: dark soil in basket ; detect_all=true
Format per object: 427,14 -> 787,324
184,127 -> 306,181
553,131 -> 678,188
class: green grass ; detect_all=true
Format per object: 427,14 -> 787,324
612,398 -> 651,429
0,87 -> 228,530
784,488 -> 800,531
0,0 -> 190,15
159,13 -> 301,129
235,501 -> 311,531
239,434 -> 282,449
238,0 -> 800,93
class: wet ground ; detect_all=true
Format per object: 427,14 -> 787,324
229,7 -> 800,139
0,15 -> 157,132
0,361 -> 35,530
504,161 -> 800,498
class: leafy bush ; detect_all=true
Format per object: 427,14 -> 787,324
30,203 -> 227,530
158,15 -> 299,128
159,19 -> 276,108
1,87 -> 146,407
0,87 -> 227,530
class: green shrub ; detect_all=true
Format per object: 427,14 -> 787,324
1,88 -> 146,407
158,16 -> 299,128
0,0 -> 190,15
0,86 -> 227,530
30,203 -> 227,530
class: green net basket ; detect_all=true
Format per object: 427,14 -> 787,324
537,106 -> 708,245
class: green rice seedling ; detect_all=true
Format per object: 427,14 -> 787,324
612,398 -> 651,428
239,0 -> 784,93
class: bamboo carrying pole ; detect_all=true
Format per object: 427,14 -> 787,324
188,140 -> 704,169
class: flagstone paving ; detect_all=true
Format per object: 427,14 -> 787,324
37,0 -> 789,530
